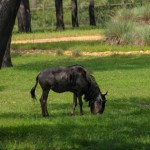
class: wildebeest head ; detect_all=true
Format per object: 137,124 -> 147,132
90,91 -> 108,114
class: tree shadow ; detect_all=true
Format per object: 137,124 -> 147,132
14,54 -> 150,72
0,96 -> 150,149
0,114 -> 149,149
0,86 -> 7,92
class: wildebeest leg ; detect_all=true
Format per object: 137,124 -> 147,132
40,90 -> 49,117
78,96 -> 83,115
71,93 -> 77,115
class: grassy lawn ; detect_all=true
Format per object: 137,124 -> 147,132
11,28 -> 150,52
11,40 -> 150,53
12,28 -> 102,41
0,54 -> 150,149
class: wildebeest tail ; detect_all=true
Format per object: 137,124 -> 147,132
30,75 -> 39,99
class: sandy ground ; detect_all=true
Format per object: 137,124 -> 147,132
12,49 -> 150,57
12,35 -> 104,44
12,35 -> 150,56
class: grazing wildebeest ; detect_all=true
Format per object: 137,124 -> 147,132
30,65 -> 107,117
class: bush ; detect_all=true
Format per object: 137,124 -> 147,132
137,26 -> 150,45
105,6 -> 150,46
105,21 -> 135,44
134,6 -> 150,24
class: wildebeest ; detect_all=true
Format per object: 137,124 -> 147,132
30,65 -> 107,117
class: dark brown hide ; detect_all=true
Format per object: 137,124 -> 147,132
30,65 -> 107,117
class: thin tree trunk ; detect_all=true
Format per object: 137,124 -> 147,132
89,0 -> 96,26
0,0 -> 21,69
71,0 -> 79,27
55,0 -> 65,30
17,0 -> 31,33
2,36 -> 13,67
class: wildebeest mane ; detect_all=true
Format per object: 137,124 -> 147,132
67,65 -> 88,84
84,73 -> 101,102
70,65 -> 101,102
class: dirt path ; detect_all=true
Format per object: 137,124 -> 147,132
12,35 -> 104,44
12,35 -> 150,56
12,49 -> 150,57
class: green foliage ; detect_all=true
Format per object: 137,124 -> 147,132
130,6 -> 150,24
140,26 -> 150,45
105,6 -> 150,45
106,21 -> 135,44
25,0 -> 150,32
0,54 -> 150,149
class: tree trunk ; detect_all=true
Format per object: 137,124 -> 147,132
71,0 -> 79,27
89,0 -> 96,26
55,0 -> 65,30
2,36 -> 13,67
17,0 -> 31,33
0,0 -> 21,69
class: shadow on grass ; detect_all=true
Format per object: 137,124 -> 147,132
12,41 -> 101,51
0,97 -> 150,149
14,54 -> 150,72
0,101 -> 89,119
0,116 -> 149,149
0,86 -> 7,92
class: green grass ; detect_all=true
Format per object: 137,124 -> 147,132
11,40 -> 150,52
11,28 -> 150,52
0,54 -> 150,149
12,28 -> 102,41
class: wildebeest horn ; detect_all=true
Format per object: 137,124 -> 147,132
104,91 -> 108,96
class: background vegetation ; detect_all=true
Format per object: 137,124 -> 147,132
11,27 -> 150,53
13,0 -> 150,32
105,6 -> 150,46
13,0 -> 150,48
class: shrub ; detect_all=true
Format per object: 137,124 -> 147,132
55,49 -> 64,56
134,6 -> 150,24
105,6 -> 150,46
72,49 -> 81,57
105,21 -> 134,44
138,26 -> 150,45
113,8 -> 136,22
